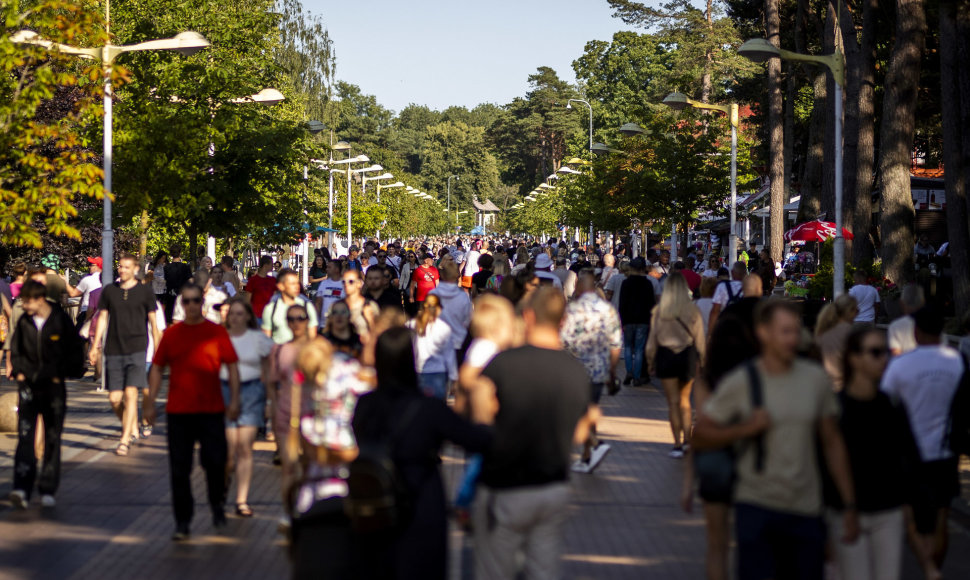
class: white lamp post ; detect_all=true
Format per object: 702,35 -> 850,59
12,29 -> 209,285
739,38 -> 846,296
663,92 -> 740,265
447,175 -> 459,212
356,165 -> 383,194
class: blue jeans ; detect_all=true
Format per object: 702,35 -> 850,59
418,372 -> 449,400
623,324 -> 649,380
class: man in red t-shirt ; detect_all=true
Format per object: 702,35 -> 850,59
409,252 -> 440,308
146,284 -> 240,541
244,255 -> 278,324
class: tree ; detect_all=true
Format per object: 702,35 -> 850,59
0,0 -> 108,248
108,0 -> 314,262
489,67 -> 582,193
877,0 -> 926,283
766,0 -> 786,263
419,121 -> 500,210
274,0 -> 336,123
940,0 -> 970,313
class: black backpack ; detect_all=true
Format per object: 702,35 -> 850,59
719,280 -> 742,307
344,401 -> 422,533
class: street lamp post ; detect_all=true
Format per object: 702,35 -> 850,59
447,175 -> 459,212
204,88 -> 286,265
344,155 -> 369,248
739,38 -> 846,296
663,92 -> 740,266
567,99 -> 595,248
12,29 -> 210,285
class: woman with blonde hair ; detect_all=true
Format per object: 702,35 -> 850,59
647,272 -> 706,458
815,293 -> 859,390
406,294 -> 455,399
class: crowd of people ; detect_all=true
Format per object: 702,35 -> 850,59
1,234 -> 969,580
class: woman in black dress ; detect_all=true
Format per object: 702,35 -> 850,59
352,326 -> 494,580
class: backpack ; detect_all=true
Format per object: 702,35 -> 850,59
719,280 -> 742,307
344,401 -> 422,533
694,360 -> 765,500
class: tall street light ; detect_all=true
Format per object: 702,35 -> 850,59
447,175 -> 459,212
739,38 -> 846,296
201,88 -> 285,265
300,120 -> 326,286
343,154 -> 370,246
12,29 -> 210,285
663,92 -> 740,265
567,99 -> 595,246
328,141 -> 353,230
357,164 -> 384,194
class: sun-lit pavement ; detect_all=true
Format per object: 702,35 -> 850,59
2,376 -> 970,579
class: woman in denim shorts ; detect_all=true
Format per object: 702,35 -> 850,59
220,297 -> 274,517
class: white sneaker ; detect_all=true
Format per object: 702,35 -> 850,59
9,490 -> 28,510
570,459 -> 593,474
669,447 -> 685,459
40,495 -> 56,508
587,444 -> 612,473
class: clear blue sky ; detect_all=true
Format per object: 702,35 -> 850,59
304,0 -> 634,113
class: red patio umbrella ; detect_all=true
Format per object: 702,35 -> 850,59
784,220 -> 854,243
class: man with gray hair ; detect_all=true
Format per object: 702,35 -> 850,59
888,284 -> 926,356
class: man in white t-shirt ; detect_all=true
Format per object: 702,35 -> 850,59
460,241 -> 482,291
315,260 -> 344,328
66,256 -> 103,323
848,270 -> 880,323
881,306 -> 963,575
533,253 -> 564,289
707,262 -> 745,335
887,284 -> 925,356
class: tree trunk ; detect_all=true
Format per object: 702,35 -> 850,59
843,0 -> 879,265
139,209 -> 149,269
188,221 -> 199,272
877,0 -> 926,283
798,73 -> 827,224
820,1 -> 839,226
767,0 -> 786,264
940,0 -> 970,313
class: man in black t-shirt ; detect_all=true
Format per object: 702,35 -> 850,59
474,286 -> 593,580
163,246 -> 192,323
618,257 -> 655,386
90,255 -> 162,456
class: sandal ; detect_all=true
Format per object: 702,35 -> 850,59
235,503 -> 254,518
142,424 -> 153,438
115,443 -> 130,456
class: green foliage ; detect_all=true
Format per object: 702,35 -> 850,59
419,121 -> 499,209
0,0 -> 108,248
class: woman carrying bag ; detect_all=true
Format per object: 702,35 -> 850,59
646,272 -> 706,459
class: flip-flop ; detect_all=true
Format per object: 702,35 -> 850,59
116,443 -> 130,456
235,503 -> 254,518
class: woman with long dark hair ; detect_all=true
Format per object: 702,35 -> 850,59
825,327 -> 920,580
352,326 -> 494,580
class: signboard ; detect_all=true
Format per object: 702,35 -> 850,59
912,189 -> 946,211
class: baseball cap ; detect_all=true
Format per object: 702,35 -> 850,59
87,256 -> 103,268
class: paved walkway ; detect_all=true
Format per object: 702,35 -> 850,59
2,376 -> 970,579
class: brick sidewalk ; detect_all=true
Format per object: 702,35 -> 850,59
3,377 -> 970,579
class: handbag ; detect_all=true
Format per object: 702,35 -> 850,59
693,360 -> 765,501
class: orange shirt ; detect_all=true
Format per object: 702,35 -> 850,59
153,320 -> 238,414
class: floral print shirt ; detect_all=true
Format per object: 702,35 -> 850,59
560,292 -> 623,383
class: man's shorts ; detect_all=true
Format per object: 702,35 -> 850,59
104,353 -> 148,391
913,457 -> 960,533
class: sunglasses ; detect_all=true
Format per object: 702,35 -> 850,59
287,315 -> 309,323
183,297 -> 203,304
864,347 -> 889,358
